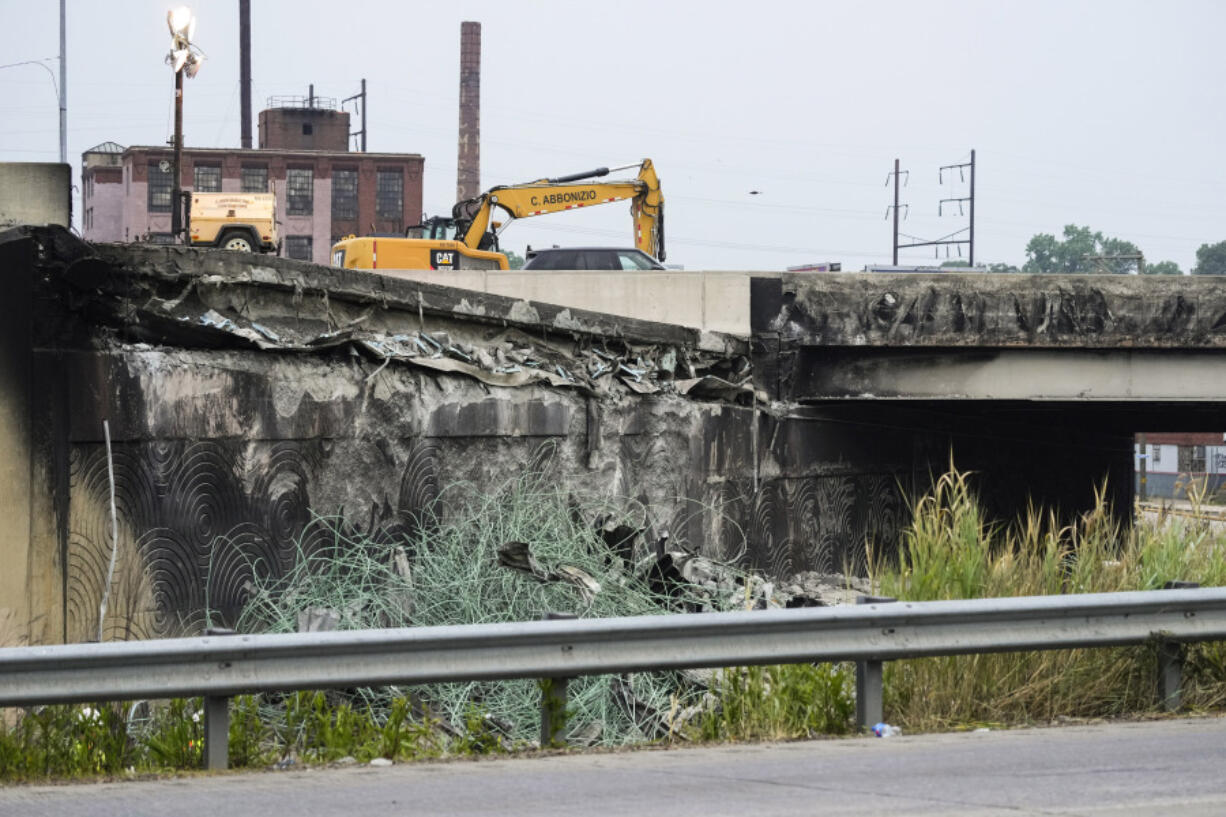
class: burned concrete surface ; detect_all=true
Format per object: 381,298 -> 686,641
751,271 -> 1226,536
2,228 -> 910,647
757,272 -> 1226,349
14,233 -> 1208,648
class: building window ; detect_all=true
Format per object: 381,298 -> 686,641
285,235 -> 313,261
147,233 -> 176,245
194,164 -> 221,192
376,169 -> 403,220
286,168 -> 313,215
241,165 -> 268,193
332,168 -> 358,220
148,161 -> 173,212
1152,446 -> 1161,464
302,123 -> 313,135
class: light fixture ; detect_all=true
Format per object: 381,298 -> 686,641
184,52 -> 204,78
167,7 -> 195,46
166,6 -> 203,76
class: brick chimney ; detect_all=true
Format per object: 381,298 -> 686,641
456,21 -> 481,202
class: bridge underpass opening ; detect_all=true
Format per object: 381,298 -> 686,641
780,400 -> 1226,533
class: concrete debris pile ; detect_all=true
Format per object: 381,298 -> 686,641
229,467 -> 870,747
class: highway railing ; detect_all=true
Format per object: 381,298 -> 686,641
2,586 -> 1225,770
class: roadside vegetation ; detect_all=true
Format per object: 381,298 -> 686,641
4,467 -> 1226,780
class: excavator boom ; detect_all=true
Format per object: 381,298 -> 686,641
455,159 -> 664,260
331,159 -> 663,271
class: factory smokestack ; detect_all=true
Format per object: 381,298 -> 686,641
456,21 -> 481,201
239,0 -> 252,149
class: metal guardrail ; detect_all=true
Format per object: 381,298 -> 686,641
2,587 -> 1225,769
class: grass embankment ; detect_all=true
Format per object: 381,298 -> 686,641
702,469 -> 1226,740
4,468 -> 1226,779
1,469 -> 719,780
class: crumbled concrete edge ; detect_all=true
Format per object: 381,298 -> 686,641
17,227 -> 757,405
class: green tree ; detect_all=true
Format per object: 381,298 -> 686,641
1143,260 -> 1182,276
1022,225 -> 1141,275
1191,241 -> 1226,275
503,250 -> 525,270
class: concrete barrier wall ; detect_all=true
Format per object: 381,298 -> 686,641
0,163 -> 71,228
381,269 -> 757,336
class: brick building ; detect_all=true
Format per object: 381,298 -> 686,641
1135,432 -> 1226,501
81,99 -> 423,265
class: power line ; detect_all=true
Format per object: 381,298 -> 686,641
885,158 -> 909,265
892,149 -> 976,264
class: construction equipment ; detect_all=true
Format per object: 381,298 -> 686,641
186,192 -> 278,253
330,159 -> 664,271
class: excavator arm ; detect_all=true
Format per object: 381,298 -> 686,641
453,159 -> 665,261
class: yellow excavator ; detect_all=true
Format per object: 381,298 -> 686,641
330,159 -> 663,271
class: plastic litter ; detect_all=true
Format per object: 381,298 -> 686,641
873,722 -> 902,738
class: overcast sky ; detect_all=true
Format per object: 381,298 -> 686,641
2,0 -> 1223,271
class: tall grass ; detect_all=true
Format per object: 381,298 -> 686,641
690,663 -> 856,741
0,694 -> 480,781
873,468 -> 1226,731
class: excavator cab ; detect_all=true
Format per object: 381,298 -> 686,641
408,216 -> 458,241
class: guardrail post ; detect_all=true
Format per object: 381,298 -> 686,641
203,694 -> 230,770
856,596 -> 896,730
203,627 -> 235,770
540,612 -> 576,748
1156,640 -> 1182,712
1157,582 -> 1198,712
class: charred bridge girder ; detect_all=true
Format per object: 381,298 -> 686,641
751,272 -> 1226,528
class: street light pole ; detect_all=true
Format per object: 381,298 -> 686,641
166,6 -> 202,242
172,65 -> 184,238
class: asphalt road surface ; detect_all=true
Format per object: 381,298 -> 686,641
3,717 -> 1225,816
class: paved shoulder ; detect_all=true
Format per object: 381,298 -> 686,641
3,717 -> 1225,817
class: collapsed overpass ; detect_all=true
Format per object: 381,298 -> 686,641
3,228 -> 1222,646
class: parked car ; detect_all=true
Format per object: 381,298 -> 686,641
522,247 -> 666,271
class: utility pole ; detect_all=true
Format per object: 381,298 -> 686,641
58,0 -> 66,164
885,159 -> 908,265
894,149 -> 976,264
938,150 -> 975,264
969,148 -> 975,266
343,79 -> 367,151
